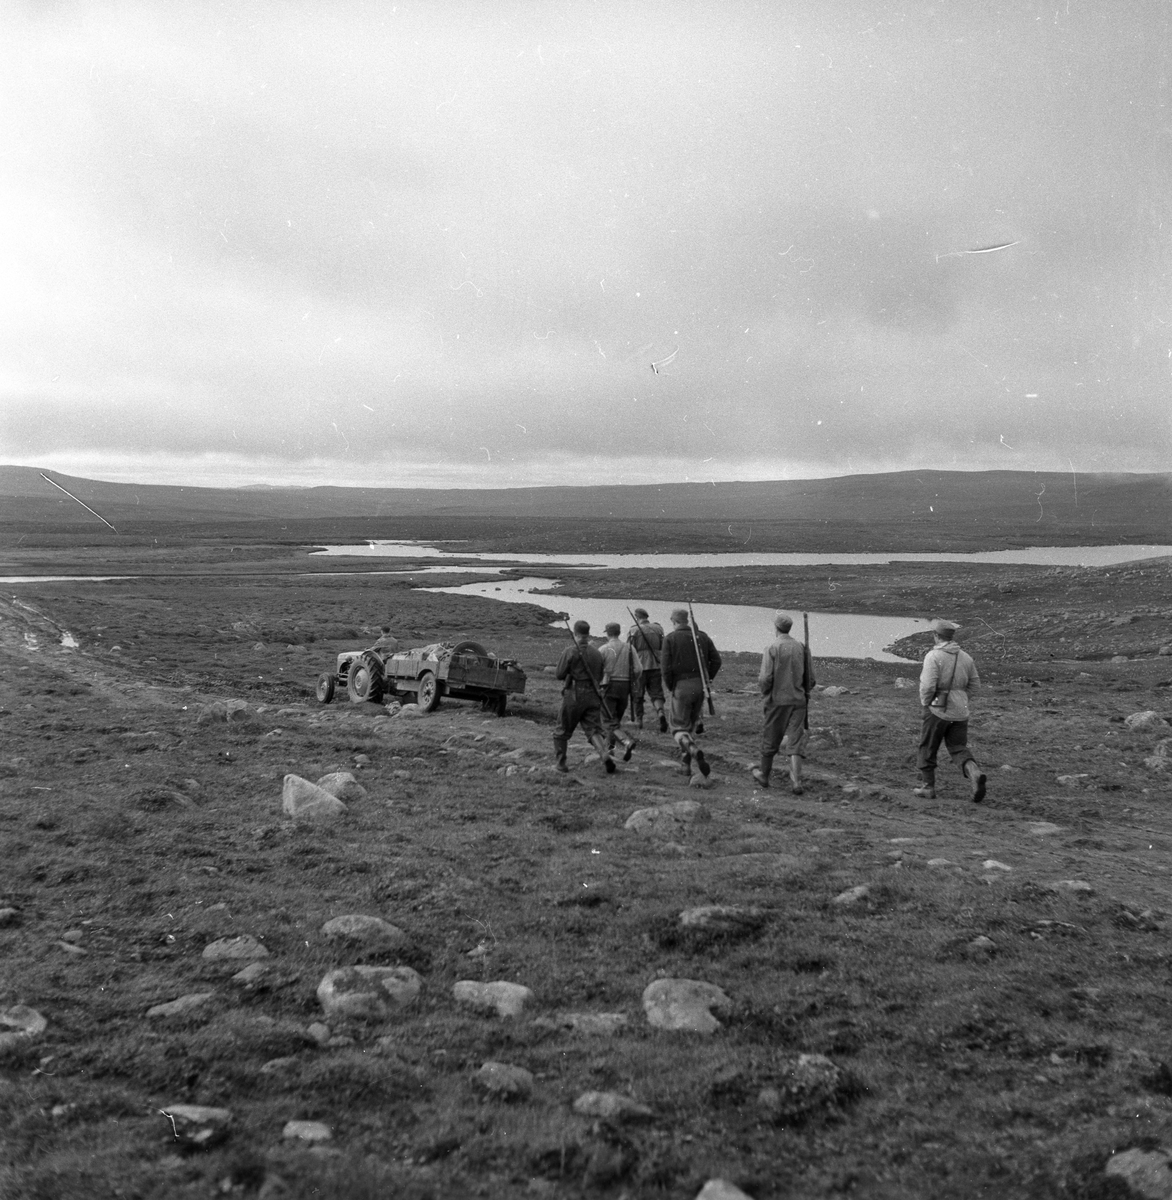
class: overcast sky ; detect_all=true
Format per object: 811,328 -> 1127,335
2,1 -> 1169,487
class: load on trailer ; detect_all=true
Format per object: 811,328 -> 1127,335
315,640 -> 526,716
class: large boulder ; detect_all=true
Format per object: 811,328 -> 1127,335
472,1061 -> 533,1100
321,914 -> 407,953
452,980 -> 533,1019
316,772 -> 368,802
1126,711 -> 1170,731
316,965 -> 421,1021
282,775 -> 348,820
202,935 -> 269,962
624,800 -> 710,837
642,978 -> 731,1034
0,1005 -> 47,1051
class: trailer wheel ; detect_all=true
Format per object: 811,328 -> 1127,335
417,670 -> 441,712
347,652 -> 385,704
315,673 -> 336,704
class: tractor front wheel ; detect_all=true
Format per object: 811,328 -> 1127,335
315,673 -> 336,704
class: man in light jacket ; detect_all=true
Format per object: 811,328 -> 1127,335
915,618 -> 986,801
753,612 -> 814,794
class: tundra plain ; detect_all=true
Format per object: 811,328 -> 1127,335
2,520 -> 1172,1200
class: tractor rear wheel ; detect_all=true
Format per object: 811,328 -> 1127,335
315,673 -> 336,704
346,652 -> 385,704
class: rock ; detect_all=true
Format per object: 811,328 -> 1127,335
231,962 -> 269,986
1112,655 -> 1129,663
542,665 -> 558,675
203,935 -> 269,961
472,1060 -> 534,1100
61,929 -> 83,943
624,800 -> 710,836
1127,711 -> 1170,730
1153,739 -> 1172,759
321,914 -> 407,953
253,642 -> 266,651
1147,755 -> 1170,771
282,774 -> 348,821
55,940 -> 86,956
893,677 -> 914,689
572,1090 -> 653,1122
1104,1147 -> 1172,1199
1026,822 -> 1063,836
688,773 -> 714,789
695,1181 -> 755,1200
1052,880 -> 1095,894
0,907 -> 20,927
452,980 -> 533,1019
306,1022 -> 331,1045
756,1054 -> 845,1125
259,1056 -> 299,1075
0,1005 -> 47,1051
832,885 -> 870,906
1056,774 -> 1088,786
982,860 -> 1012,872
926,858 -> 957,868
315,772 -> 368,802
1159,644 -> 1172,657
398,704 -> 426,719
822,685 -> 851,697
966,936 -> 997,956
642,978 -> 731,1034
147,993 -> 215,1020
678,905 -> 765,934
316,965 -> 421,1021
160,1104 -> 232,1150
282,1120 -> 332,1143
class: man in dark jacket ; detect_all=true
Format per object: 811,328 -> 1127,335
660,608 -> 722,779
753,612 -> 814,794
553,620 -> 616,775
627,607 -> 667,732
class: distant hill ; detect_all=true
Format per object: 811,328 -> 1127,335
1,465 -> 1169,543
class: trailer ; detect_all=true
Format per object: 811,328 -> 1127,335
315,639 -> 526,716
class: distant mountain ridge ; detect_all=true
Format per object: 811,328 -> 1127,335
1,464 -> 1169,536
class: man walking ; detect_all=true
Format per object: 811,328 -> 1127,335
599,622 -> 640,760
915,618 -> 986,801
627,607 -> 667,732
753,612 -> 814,795
660,608 -> 722,779
553,620 -> 616,775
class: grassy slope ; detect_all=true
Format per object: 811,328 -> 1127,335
2,553 -> 1172,1198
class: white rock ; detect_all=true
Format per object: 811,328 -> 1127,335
452,980 -> 533,1019
321,914 -> 407,952
398,704 -> 426,719
316,965 -> 421,1021
832,885 -> 870,906
203,935 -> 269,961
822,685 -> 851,697
1026,822 -> 1063,836
642,978 -> 731,1034
679,905 -> 765,933
1104,1147 -> 1172,1198
926,858 -> 957,868
624,800 -> 710,835
0,1005 -> 47,1051
283,1120 -> 332,1142
893,677 -> 914,689
572,1091 -> 653,1122
282,774 -> 348,820
1055,774 -> 1088,786
473,1060 -> 534,1099
231,962 -> 269,985
147,993 -> 215,1020
1052,879 -> 1095,894
315,772 -> 368,802
1126,711 -> 1170,730
982,860 -> 1012,872
160,1104 -> 232,1150
696,1181 -> 755,1200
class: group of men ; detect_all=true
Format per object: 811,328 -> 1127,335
553,607 -> 989,804
553,607 -> 721,780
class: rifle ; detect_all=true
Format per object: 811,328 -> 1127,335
562,618 -> 614,723
686,600 -> 716,716
626,606 -> 661,669
802,612 -> 812,730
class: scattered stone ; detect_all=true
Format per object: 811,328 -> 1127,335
0,1005 -> 47,1051
893,677 -> 914,689
695,1182 -> 755,1200
926,858 -> 957,869
452,980 -> 533,1019
1127,711 -> 1170,730
642,978 -> 731,1034
55,940 -> 87,956
999,764 -> 1023,773
1052,880 -> 1095,894
624,800 -> 711,836
756,1053 -> 845,1126
472,1060 -> 534,1100
678,905 -> 765,934
61,929 -> 83,943
306,1022 -> 331,1045
321,914 -> 407,953
688,773 -> 714,789
542,666 -> 558,675
259,1057 -> 299,1075
160,1104 -> 232,1150
398,704 -> 426,719
0,907 -> 20,927
966,936 -> 997,956
1104,1147 -> 1172,1198
203,935 -> 269,961
231,962 -> 269,986
572,1090 -> 653,1122
821,685 -> 851,697
282,774 -> 348,821
147,993 -> 215,1020
1160,644 -> 1172,657
832,885 -> 870,906
315,772 -> 368,802
983,860 -> 1012,872
1026,822 -> 1063,836
282,1120 -> 332,1143
316,965 -> 421,1021
1056,774 -> 1088,786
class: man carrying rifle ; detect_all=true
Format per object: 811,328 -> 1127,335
627,607 -> 668,732
553,620 -> 617,775
753,612 -> 814,795
661,607 -> 722,780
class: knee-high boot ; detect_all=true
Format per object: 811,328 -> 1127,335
553,736 -> 568,773
963,759 -> 987,802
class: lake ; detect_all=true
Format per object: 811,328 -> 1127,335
424,576 -> 932,662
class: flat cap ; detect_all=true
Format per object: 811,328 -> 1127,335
670,607 -> 689,625
931,618 -> 960,636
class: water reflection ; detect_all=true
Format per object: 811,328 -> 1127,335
423,577 -> 931,662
